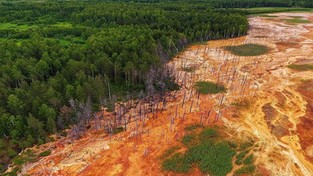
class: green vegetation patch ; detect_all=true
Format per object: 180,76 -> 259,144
38,150 -> 51,157
0,23 -> 33,30
235,150 -> 249,165
285,19 -> 311,24
225,44 -> 269,56
162,127 -> 236,176
194,81 -> 226,94
287,64 -> 313,71
241,7 -> 313,15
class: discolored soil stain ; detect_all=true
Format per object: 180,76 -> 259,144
262,103 -> 292,139
297,80 -> 313,162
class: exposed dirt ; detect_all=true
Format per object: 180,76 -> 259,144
18,12 -> 313,176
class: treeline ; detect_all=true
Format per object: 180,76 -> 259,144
0,1 -> 248,173
104,0 -> 313,8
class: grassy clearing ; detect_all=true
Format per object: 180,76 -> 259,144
240,7 -> 313,15
194,81 -> 226,94
162,127 -> 236,176
0,23 -> 33,30
285,19 -> 311,24
225,44 -> 269,56
287,64 -> 313,71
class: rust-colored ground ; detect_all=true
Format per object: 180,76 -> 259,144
14,12 -> 313,176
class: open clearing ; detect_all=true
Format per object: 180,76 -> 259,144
16,12 -> 313,176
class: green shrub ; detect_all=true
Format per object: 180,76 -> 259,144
38,150 -> 51,157
243,154 -> 254,165
235,150 -> 248,165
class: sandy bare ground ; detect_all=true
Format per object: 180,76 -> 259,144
18,12 -> 313,176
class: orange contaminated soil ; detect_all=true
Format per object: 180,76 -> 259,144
14,12 -> 313,176
297,80 -> 313,163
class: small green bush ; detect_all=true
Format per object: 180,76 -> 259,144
38,150 -> 51,157
243,154 -> 254,165
235,150 -> 248,165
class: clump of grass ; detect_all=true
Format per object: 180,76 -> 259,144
225,44 -> 269,56
194,81 -> 226,94
287,64 -> 313,71
38,150 -> 51,157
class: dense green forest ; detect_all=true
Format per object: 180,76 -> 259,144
0,0 -> 311,174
